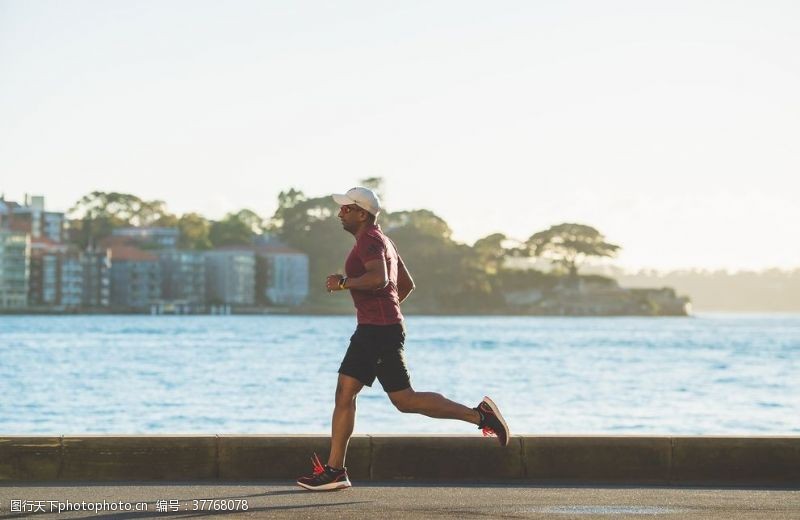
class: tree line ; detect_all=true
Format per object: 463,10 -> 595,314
615,268 -> 800,313
66,183 -> 621,312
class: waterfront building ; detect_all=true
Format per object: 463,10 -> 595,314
111,227 -> 179,250
81,249 -> 111,307
0,199 -> 7,229
204,249 -> 256,305
25,238 -> 111,310
159,250 -> 206,305
28,238 -> 68,306
109,246 -> 162,310
0,230 -> 30,309
60,252 -> 83,308
0,195 -> 64,242
255,244 -> 309,306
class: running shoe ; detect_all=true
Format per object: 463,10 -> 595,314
475,396 -> 510,447
296,453 -> 352,491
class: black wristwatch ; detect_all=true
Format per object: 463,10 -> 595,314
338,277 -> 348,290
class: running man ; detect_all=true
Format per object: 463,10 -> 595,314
296,186 -> 510,491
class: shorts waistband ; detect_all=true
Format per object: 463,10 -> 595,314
355,322 -> 405,331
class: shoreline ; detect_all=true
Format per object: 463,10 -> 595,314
4,310 -> 800,316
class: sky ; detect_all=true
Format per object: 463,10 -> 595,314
1,0 -> 798,271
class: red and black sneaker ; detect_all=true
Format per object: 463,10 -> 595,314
296,453 -> 352,491
476,396 -> 510,447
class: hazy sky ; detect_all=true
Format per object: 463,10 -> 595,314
1,1 -> 798,271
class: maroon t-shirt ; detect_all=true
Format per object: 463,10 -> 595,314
345,224 -> 404,325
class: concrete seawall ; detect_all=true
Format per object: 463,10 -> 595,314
1,435 -> 798,486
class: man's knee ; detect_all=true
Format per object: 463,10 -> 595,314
335,379 -> 360,408
389,390 -> 417,413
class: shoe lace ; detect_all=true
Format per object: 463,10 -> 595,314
482,426 -> 496,437
311,453 -> 325,475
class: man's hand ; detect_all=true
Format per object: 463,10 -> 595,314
326,274 -> 345,292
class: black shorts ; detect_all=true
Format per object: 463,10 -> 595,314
338,323 -> 411,393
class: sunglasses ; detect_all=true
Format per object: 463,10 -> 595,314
340,205 -> 363,214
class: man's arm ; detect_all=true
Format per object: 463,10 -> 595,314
396,257 -> 415,304
326,259 -> 388,292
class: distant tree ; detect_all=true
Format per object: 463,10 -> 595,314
359,176 -> 385,205
526,223 -> 620,277
268,188 -> 306,232
68,192 -> 174,227
152,212 -> 179,228
66,191 -> 176,248
384,209 -> 452,240
178,213 -> 212,250
384,210 -> 501,311
209,212 -> 257,247
473,233 -> 511,274
234,209 -> 267,234
136,199 -> 175,227
496,268 -> 560,292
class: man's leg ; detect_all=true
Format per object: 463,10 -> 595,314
328,373 -> 364,469
388,388 -> 481,425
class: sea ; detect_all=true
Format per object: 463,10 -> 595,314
1,314 -> 798,435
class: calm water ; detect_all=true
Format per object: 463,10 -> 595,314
1,314 -> 798,435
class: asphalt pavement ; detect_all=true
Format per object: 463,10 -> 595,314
1,481 -> 798,519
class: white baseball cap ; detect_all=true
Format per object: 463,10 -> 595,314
332,186 -> 381,216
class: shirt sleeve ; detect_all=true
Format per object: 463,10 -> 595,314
357,235 -> 386,263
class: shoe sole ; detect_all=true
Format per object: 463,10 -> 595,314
296,479 -> 352,491
482,396 -> 510,447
